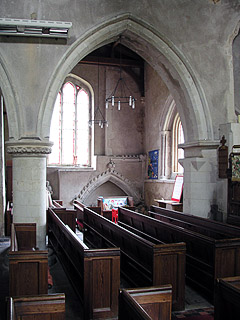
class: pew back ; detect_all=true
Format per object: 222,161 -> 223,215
150,205 -> 240,238
8,293 -> 65,320
48,208 -> 120,320
119,285 -> 172,320
52,207 -> 77,232
215,276 -> 240,320
73,200 -> 101,222
84,207 -> 185,311
9,223 -> 48,297
11,223 -> 36,250
118,206 -> 240,300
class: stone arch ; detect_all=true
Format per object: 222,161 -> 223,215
160,95 -> 177,132
77,168 -> 141,204
39,13 -> 214,144
0,52 -> 21,139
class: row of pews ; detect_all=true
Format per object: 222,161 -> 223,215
48,207 -> 121,319
9,215 -> 171,320
10,198 -> 240,319
8,222 -> 66,320
73,199 -> 240,319
116,205 -> 240,319
83,206 -> 186,311
48,206 -> 174,319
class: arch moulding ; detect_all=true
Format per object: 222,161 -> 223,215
77,168 -> 141,204
39,13 -> 214,144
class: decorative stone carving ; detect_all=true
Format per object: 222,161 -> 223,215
110,154 -> 145,161
7,146 -> 52,155
78,168 -> 141,204
107,159 -> 116,169
6,140 -> 53,156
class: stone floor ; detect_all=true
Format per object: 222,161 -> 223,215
0,235 -> 213,320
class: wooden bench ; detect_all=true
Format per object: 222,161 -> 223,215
8,293 -> 65,320
50,207 -> 77,232
119,285 -> 172,320
215,276 -> 240,320
9,223 -> 48,297
150,205 -> 240,238
84,207 -> 186,311
149,207 -> 237,240
48,208 -> 120,320
73,199 -> 101,228
118,206 -> 240,301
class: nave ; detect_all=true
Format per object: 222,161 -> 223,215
0,230 -> 214,320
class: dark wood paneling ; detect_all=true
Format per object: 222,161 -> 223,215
9,294 -> 65,320
48,208 -> 120,320
119,285 -> 172,320
84,207 -> 185,311
215,276 -> 240,320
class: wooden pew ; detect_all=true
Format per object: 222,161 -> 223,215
150,205 -> 240,238
8,293 -> 65,320
119,285 -> 172,320
215,276 -> 240,320
118,206 -> 240,301
9,223 -> 48,297
150,209 -> 235,240
73,199 -> 101,226
84,207 -> 186,311
48,208 -> 120,320
51,207 -> 77,232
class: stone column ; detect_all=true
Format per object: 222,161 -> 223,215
160,130 -> 171,179
6,140 -> 52,249
180,141 -> 219,218
0,96 -> 5,236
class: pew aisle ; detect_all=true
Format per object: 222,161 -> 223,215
48,232 -> 84,320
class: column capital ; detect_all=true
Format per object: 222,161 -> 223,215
179,140 -> 219,158
6,139 -> 53,157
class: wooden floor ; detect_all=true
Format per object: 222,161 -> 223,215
0,233 -> 213,320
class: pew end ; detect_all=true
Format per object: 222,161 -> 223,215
119,285 -> 172,320
8,293 -> 66,320
9,223 -> 48,297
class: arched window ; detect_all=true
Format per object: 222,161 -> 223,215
48,80 -> 91,166
172,114 -> 184,174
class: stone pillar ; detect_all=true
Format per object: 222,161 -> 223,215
0,96 -> 5,236
160,130 -> 171,179
180,141 -> 219,218
6,140 -> 52,249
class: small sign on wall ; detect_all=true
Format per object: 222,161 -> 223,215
148,150 -> 159,179
171,175 -> 184,202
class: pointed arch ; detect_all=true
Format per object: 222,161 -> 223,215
39,13 -> 214,145
77,168 -> 141,204
0,52 -> 21,139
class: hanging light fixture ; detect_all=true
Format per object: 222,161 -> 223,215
105,36 -> 136,111
89,58 -> 108,129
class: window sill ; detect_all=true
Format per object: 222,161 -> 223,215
144,178 -> 175,183
47,165 -> 95,172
